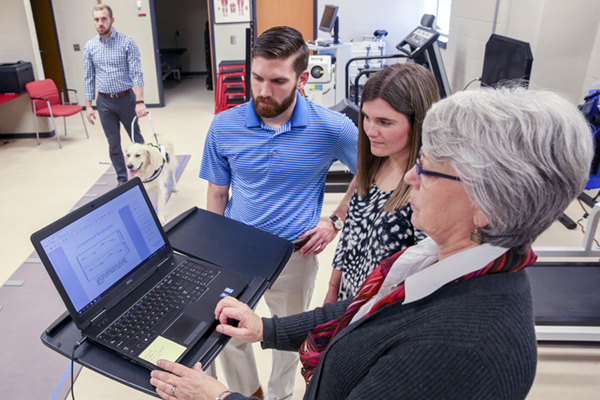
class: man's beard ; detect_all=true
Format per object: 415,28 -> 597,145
252,87 -> 296,119
97,22 -> 112,35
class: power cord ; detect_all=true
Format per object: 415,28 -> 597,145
463,77 -> 481,90
70,336 -> 87,400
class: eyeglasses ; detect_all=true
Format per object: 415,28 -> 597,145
416,147 -> 461,185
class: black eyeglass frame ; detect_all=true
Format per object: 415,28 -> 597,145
416,147 -> 461,183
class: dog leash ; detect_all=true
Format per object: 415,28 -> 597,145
131,112 -> 167,160
130,112 -> 160,145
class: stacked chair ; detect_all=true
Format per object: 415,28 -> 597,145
214,60 -> 246,114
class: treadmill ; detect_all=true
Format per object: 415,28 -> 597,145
532,199 -> 600,342
531,92 -> 600,343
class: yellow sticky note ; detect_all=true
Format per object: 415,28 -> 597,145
139,336 -> 186,366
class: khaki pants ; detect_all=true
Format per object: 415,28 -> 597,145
210,252 -> 319,399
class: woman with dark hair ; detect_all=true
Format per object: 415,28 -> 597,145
325,62 -> 438,302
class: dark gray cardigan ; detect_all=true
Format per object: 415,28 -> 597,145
228,269 -> 537,400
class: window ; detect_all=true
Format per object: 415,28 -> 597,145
424,0 -> 452,47
435,0 -> 452,45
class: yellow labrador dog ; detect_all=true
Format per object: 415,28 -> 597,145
125,134 -> 179,224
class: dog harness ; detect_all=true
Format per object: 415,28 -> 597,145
144,143 -> 170,183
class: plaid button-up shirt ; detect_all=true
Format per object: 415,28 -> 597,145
84,28 -> 144,101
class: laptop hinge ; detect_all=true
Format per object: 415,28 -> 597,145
157,255 -> 171,269
90,308 -> 107,326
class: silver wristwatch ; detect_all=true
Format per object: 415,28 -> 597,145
330,214 -> 344,230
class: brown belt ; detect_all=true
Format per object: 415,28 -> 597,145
98,89 -> 132,99
293,236 -> 311,252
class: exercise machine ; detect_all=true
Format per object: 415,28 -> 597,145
342,14 -> 451,110
529,91 -> 600,343
395,14 -> 451,98
532,201 -> 600,342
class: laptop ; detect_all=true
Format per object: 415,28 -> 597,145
31,177 -> 249,370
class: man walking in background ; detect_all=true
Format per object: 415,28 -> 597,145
84,4 -> 147,186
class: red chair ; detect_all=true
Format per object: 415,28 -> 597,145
25,79 -> 89,148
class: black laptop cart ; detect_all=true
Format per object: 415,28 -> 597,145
41,206 -> 293,396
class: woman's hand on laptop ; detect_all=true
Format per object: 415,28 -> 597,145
151,359 -> 229,400
214,296 -> 263,343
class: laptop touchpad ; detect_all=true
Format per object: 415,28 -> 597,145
164,314 -> 209,346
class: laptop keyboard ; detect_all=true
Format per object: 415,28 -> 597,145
96,260 -> 217,356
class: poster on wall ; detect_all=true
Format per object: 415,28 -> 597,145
214,0 -> 251,23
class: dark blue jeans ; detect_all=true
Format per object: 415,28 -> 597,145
96,90 -> 145,182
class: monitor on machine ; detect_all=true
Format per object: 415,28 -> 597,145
481,34 -> 533,88
319,5 -> 339,44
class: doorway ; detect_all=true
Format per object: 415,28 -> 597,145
153,0 -> 210,105
30,0 -> 66,95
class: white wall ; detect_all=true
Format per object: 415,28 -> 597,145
213,23 -> 251,67
507,0 -> 598,102
52,0 -> 161,105
1,0 -> 44,80
51,0 -> 96,102
444,0 -> 600,103
584,25 -> 600,93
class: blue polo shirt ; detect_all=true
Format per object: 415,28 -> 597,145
200,92 -> 358,240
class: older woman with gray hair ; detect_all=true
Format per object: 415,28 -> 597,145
150,87 -> 593,400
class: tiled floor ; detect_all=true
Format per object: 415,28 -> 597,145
1,75 -> 600,399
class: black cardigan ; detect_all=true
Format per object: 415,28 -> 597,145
229,269 -> 537,400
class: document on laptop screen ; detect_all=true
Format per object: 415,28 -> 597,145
39,185 -> 166,314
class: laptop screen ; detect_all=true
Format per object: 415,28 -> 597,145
39,184 -> 166,314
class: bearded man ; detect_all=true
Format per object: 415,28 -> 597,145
84,4 -> 146,186
199,26 -> 358,400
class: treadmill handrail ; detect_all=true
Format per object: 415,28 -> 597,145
344,54 -> 408,99
352,68 -> 385,106
534,203 -> 600,258
582,203 -> 600,251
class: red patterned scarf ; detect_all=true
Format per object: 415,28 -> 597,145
299,246 -> 537,384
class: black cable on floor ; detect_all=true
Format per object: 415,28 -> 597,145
71,336 -> 87,400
